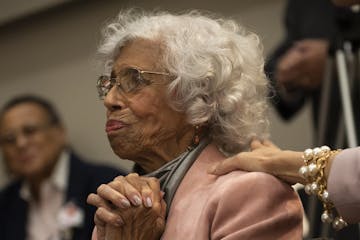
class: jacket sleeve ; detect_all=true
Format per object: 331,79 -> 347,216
209,172 -> 303,240
328,147 -> 360,223
265,0 -> 337,120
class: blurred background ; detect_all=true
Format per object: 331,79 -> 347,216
0,0 -> 312,188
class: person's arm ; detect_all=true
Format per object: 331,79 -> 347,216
209,140 -> 341,185
266,0 -> 337,121
209,140 -> 360,224
208,140 -> 305,184
265,0 -> 307,120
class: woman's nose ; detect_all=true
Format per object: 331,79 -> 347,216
103,86 -> 125,112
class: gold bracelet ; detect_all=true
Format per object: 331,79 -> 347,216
299,146 -> 347,230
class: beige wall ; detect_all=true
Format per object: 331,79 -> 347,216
0,0 -> 312,187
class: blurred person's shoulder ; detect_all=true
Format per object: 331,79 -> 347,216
0,179 -> 23,209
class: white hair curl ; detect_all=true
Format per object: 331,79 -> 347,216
97,9 -> 269,154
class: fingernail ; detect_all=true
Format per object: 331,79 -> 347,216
132,195 -> 142,206
120,199 -> 131,208
145,197 -> 152,208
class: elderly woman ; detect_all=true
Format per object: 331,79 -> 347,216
87,10 -> 303,239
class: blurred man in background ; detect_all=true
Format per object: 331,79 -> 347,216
0,95 -> 126,240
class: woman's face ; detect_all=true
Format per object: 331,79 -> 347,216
103,39 -> 193,172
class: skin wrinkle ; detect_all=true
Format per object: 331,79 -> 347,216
99,12 -> 270,155
105,38 -> 194,173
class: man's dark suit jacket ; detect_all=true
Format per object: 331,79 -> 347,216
0,152 -> 127,240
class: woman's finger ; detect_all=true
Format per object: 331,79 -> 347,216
114,174 -> 143,206
96,183 -> 131,209
250,139 -> 263,150
87,193 -> 116,210
143,177 -> 162,208
95,207 -> 124,227
208,155 -> 245,175
124,174 -> 152,207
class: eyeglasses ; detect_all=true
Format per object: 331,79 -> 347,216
96,67 -> 171,99
0,124 -> 52,146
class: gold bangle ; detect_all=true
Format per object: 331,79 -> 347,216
299,146 -> 347,230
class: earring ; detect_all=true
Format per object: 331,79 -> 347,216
192,125 -> 200,146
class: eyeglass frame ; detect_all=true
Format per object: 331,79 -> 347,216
0,123 -> 55,146
96,67 -> 172,99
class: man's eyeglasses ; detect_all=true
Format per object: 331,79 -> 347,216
0,124 -> 52,146
96,67 -> 171,99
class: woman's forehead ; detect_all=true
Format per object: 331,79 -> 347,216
113,39 -> 164,71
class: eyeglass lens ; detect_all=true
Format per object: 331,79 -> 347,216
97,68 -> 150,98
119,68 -> 146,93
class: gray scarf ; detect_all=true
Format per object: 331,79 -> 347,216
145,138 -> 210,216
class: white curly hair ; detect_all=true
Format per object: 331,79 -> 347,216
97,9 -> 269,155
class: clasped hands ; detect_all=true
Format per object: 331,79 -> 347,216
87,140 -> 297,240
87,173 -> 166,240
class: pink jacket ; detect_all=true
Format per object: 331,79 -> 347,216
92,143 -> 303,239
162,144 -> 303,239
328,147 -> 360,223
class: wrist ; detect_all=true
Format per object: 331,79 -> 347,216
272,150 -> 304,184
299,146 -> 347,230
324,151 -> 339,181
